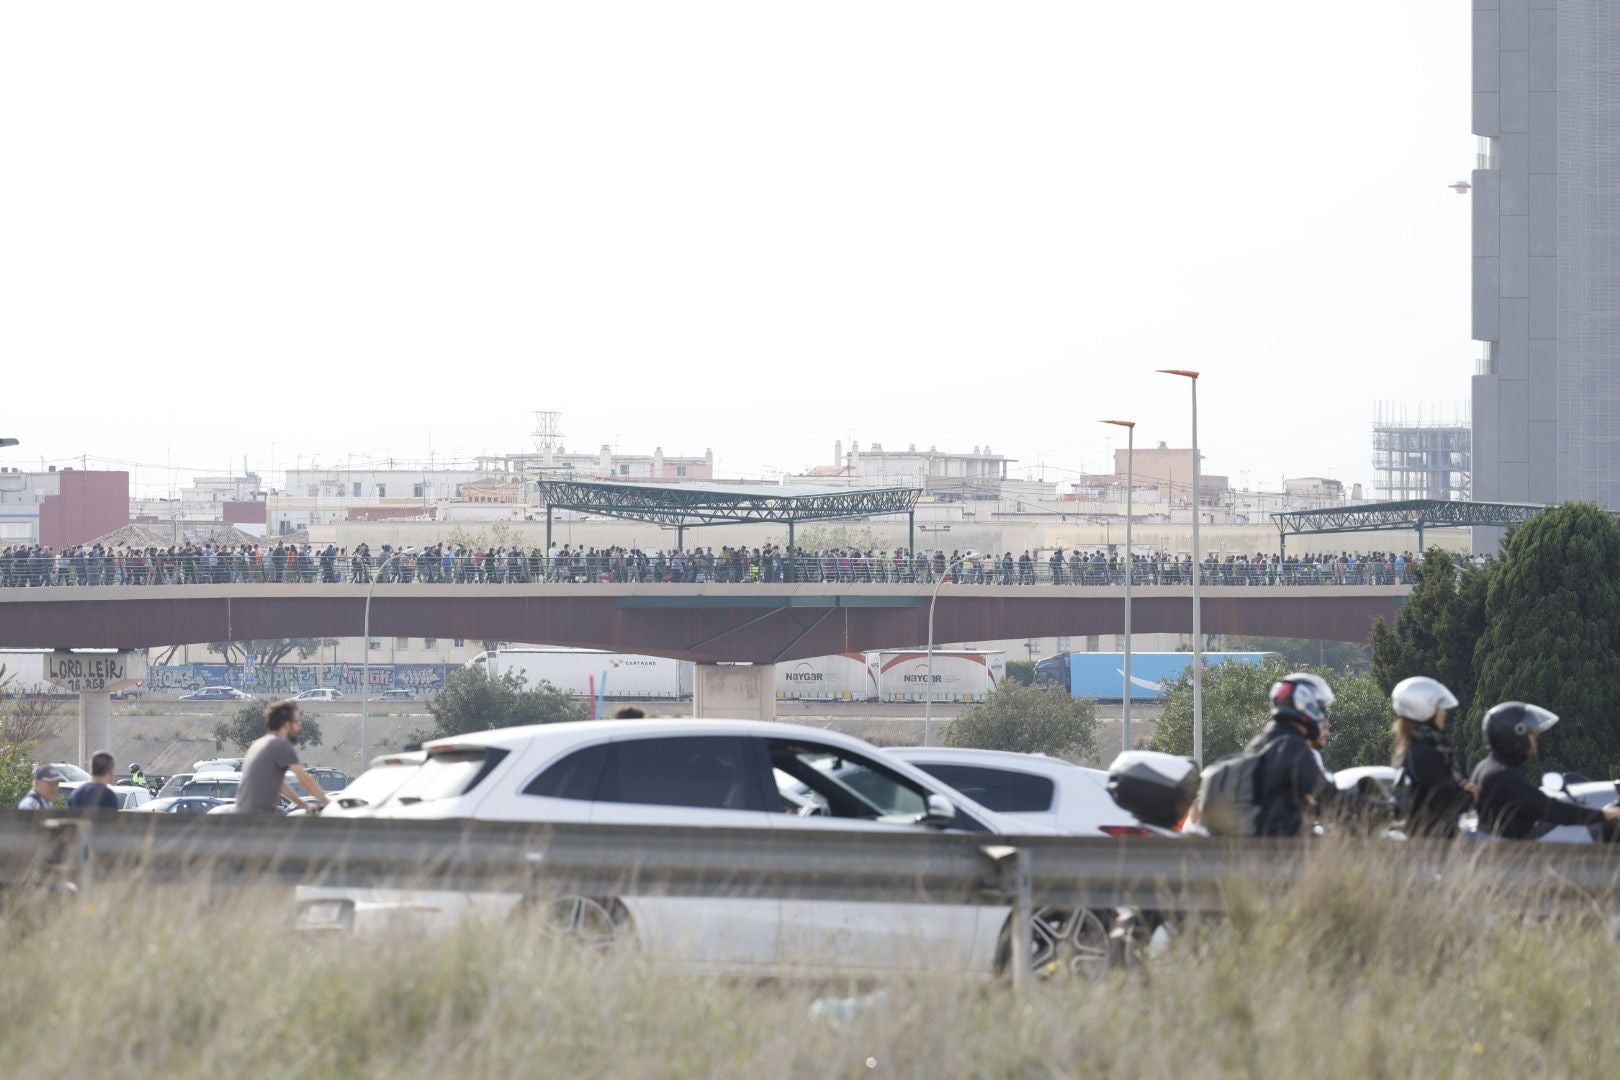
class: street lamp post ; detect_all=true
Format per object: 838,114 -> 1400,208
361,550 -> 403,769
923,555 -> 969,746
1157,369 -> 1203,763
1101,420 -> 1135,752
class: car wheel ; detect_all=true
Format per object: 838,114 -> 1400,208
523,895 -> 635,954
995,907 -> 1111,980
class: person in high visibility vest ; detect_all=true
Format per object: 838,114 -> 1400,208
128,762 -> 145,787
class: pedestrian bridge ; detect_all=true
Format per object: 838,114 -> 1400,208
0,582 -> 1409,663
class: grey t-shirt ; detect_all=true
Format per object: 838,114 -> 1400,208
237,732 -> 300,813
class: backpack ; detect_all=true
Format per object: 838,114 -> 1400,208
1194,746 -> 1267,837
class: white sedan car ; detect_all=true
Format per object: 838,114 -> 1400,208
296,719 -> 1103,977
302,752 -> 425,818
111,784 -> 152,810
886,747 -> 1172,837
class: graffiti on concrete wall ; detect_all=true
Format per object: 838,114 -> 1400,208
147,663 -> 455,695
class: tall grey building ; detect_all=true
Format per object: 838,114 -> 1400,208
1472,0 -> 1620,510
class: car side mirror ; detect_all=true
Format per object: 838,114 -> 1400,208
922,793 -> 957,829
1541,771 -> 1566,794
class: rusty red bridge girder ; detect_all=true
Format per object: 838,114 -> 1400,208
0,584 -> 1408,664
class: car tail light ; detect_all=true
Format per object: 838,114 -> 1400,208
1098,825 -> 1154,838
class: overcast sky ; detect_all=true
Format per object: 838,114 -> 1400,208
1,3 -> 1473,497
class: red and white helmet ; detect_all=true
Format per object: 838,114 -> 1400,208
1270,672 -> 1334,738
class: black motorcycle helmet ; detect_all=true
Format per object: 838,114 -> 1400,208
128,762 -> 142,773
1481,702 -> 1559,759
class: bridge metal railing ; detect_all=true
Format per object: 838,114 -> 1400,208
0,553 -> 1419,589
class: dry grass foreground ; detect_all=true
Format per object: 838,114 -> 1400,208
0,844 -> 1616,1079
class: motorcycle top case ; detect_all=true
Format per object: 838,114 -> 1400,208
1106,751 -> 1200,829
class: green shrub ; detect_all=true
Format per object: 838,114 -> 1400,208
213,699 -> 324,752
945,682 -> 1096,758
416,666 -> 588,742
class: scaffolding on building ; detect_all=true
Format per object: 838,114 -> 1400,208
1372,403 -> 1472,502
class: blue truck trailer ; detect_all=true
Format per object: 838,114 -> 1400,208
1033,651 -> 1276,701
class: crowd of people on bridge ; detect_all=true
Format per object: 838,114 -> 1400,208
0,540 -> 1489,589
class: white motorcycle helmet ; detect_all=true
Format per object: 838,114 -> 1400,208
1391,676 -> 1458,724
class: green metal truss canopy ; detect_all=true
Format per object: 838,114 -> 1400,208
1270,499 -> 1548,555
538,479 -> 924,558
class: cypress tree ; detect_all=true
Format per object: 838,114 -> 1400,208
1468,503 -> 1620,775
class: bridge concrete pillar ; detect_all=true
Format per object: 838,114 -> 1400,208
76,691 -> 112,771
692,663 -> 776,722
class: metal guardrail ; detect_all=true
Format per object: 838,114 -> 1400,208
0,553 -> 1417,588
5,813 -> 1618,911
9,814 -> 1617,991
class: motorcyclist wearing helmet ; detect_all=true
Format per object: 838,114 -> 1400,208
1246,672 -> 1334,837
128,762 -> 145,787
1469,703 -> 1620,839
1390,676 -> 1474,837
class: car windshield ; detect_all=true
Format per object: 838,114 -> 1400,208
182,780 -> 238,798
908,762 -> 1056,814
158,775 -> 193,797
393,748 -> 509,804
52,764 -> 91,783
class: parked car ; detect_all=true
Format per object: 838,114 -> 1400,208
111,785 -> 152,810
205,795 -> 296,814
191,758 -> 243,774
376,688 -> 420,702
306,767 -> 352,792
48,763 -> 92,784
179,772 -> 242,800
285,770 -> 353,806
298,752 -> 424,818
180,687 -> 251,702
886,747 -> 1173,837
157,773 -> 196,799
131,796 -> 229,814
295,719 -> 1093,976
295,688 -> 345,702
